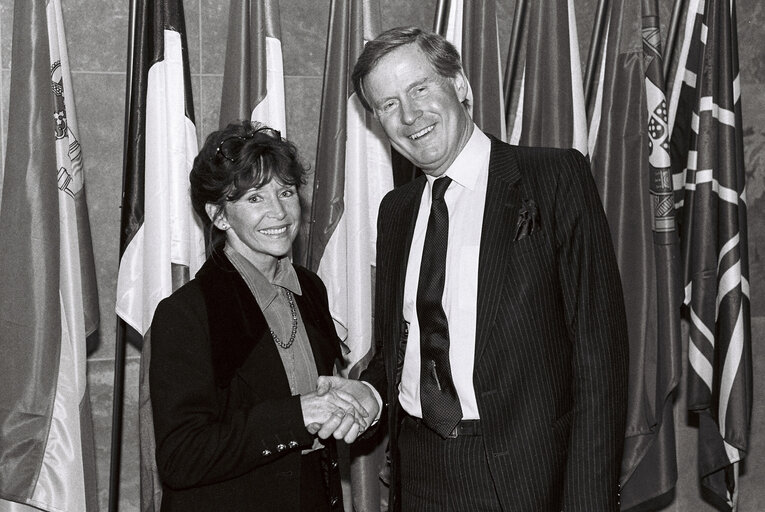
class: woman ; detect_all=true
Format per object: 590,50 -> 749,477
150,121 -> 366,511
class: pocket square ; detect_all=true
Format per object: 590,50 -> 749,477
514,198 -> 540,241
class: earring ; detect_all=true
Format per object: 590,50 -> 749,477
219,223 -> 229,230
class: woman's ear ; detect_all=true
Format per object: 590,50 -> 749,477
205,203 -> 229,231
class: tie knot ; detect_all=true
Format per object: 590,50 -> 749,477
431,176 -> 452,201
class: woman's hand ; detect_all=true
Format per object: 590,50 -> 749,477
309,376 -> 382,444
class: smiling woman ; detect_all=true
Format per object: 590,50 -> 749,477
147,121 -> 367,512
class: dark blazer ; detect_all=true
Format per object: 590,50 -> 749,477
150,254 -> 344,512
361,137 -> 630,512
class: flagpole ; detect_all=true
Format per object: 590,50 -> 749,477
503,0 -> 526,122
663,0 -> 686,82
584,0 -> 609,115
109,0 -> 137,510
433,0 -> 450,35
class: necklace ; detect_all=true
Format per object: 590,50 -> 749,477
271,289 -> 298,349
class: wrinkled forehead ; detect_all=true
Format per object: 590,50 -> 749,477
364,45 -> 440,101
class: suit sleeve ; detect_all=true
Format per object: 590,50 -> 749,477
554,149 -> 629,511
149,290 -> 315,490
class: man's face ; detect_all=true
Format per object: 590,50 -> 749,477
363,43 -> 472,177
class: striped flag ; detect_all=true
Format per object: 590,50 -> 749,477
667,0 -> 752,509
441,0 -> 506,141
308,0 -> 392,379
219,0 -> 286,134
587,0 -> 684,508
116,0 -> 204,345
0,0 -> 99,510
507,0 -> 587,153
307,0 -> 392,509
118,2 -> 203,511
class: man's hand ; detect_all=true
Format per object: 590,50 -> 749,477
312,376 -> 381,444
300,386 -> 369,441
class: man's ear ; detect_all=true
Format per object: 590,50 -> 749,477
452,71 -> 469,103
205,203 -> 229,230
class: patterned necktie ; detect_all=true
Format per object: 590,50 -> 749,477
417,176 -> 462,438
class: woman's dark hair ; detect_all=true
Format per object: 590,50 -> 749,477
352,26 -> 463,113
190,120 -> 308,254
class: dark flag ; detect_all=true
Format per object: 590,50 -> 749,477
0,0 -> 99,510
588,0 -> 684,508
442,0 -> 506,141
508,0 -> 587,153
119,1 -> 204,511
667,0 -> 752,508
218,0 -> 286,133
307,0 -> 392,509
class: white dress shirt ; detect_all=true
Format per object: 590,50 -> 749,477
398,126 -> 491,419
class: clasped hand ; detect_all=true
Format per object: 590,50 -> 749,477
300,376 -> 380,444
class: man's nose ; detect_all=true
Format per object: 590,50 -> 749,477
400,99 -> 421,125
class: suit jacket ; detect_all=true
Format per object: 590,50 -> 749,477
361,137 -> 629,511
150,253 -> 344,512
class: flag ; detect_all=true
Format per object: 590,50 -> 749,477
507,0 -> 587,153
0,0 -> 99,510
307,0 -> 392,509
441,0 -> 506,141
667,0 -> 752,508
587,0 -> 684,509
116,0 -> 204,347
219,0 -> 286,134
118,1 -> 204,511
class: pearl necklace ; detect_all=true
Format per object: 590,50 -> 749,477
271,289 -> 298,349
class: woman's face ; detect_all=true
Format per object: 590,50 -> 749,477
218,179 -> 301,272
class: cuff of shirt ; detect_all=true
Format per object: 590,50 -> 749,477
361,381 -> 383,425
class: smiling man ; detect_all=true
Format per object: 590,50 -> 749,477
328,27 -> 631,511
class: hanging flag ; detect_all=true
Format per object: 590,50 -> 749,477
507,0 -> 587,153
442,0 -> 506,141
116,0 -> 204,346
118,1 -> 203,511
587,0 -> 684,509
219,0 -> 286,134
667,0 -> 752,509
307,0 -> 392,509
0,0 -> 99,510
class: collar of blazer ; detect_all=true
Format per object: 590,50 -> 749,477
195,253 -> 342,387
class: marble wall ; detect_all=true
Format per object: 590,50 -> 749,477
0,0 -> 762,510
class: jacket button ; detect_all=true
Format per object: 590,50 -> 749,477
330,497 -> 339,506
276,443 -> 287,452
288,440 -> 299,448
262,449 -> 272,456
331,460 -> 338,469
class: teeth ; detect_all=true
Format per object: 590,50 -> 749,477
409,125 -> 433,140
260,226 -> 288,235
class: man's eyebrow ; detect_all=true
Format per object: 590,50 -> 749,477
407,77 -> 430,91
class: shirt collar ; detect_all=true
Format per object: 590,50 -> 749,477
426,124 -> 490,192
224,245 -> 302,308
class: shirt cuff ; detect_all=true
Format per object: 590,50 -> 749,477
361,381 -> 384,425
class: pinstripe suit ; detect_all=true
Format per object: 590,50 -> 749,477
361,136 -> 629,511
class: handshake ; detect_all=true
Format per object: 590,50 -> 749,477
300,376 -> 381,444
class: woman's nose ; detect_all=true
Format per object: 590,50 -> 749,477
266,196 -> 287,219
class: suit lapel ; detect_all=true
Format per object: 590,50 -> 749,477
394,178 -> 427,322
382,177 -> 426,383
196,254 -> 287,390
475,138 -> 522,363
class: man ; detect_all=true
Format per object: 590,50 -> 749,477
319,27 -> 629,511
